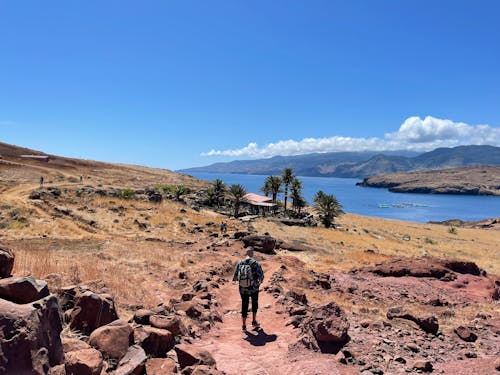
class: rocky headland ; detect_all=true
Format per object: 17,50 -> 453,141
356,165 -> 500,195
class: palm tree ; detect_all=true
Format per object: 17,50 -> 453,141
313,190 -> 344,228
281,168 -> 295,213
212,179 -> 226,207
261,175 -> 282,203
290,178 -> 306,213
228,184 -> 247,217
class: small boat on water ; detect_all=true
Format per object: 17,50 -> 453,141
378,204 -> 390,208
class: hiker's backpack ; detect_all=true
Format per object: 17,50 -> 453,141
238,260 -> 254,288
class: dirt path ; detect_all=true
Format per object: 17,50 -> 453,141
189,262 -> 353,375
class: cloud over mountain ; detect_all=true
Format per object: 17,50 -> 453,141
202,116 -> 500,158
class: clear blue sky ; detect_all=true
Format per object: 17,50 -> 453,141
1,1 -> 499,169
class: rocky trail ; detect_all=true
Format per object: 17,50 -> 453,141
189,261 -> 355,375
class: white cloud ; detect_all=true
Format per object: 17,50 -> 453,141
202,116 -> 500,158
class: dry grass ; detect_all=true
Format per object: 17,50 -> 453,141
253,213 -> 500,275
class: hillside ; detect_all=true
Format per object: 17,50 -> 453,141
357,165 -> 500,195
1,143 -> 499,374
182,145 -> 500,178
0,141 -> 205,189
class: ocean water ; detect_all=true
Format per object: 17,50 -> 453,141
186,172 -> 500,223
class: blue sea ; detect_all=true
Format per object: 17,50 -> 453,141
187,172 -> 500,223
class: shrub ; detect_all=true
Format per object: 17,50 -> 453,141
448,226 -> 457,235
120,188 -> 136,200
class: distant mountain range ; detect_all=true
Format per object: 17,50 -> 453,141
181,145 -> 500,178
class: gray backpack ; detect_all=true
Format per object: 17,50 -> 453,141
238,259 -> 254,288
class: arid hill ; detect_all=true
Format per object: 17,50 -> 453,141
1,143 -> 499,374
357,165 -> 500,195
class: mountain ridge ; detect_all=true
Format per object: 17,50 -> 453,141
181,145 -> 500,178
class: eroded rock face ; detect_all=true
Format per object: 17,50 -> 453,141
68,290 -> 119,335
241,235 -> 276,254
0,276 -> 49,304
89,319 -> 133,361
0,295 -> 63,374
0,246 -> 15,278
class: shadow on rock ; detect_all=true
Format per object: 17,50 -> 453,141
317,335 -> 351,354
244,329 -> 278,346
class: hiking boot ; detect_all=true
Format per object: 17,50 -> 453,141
242,324 -> 247,331
252,321 -> 260,329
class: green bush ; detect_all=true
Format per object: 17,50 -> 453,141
448,226 -> 457,235
120,188 -> 136,200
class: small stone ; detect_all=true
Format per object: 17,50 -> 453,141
413,360 -> 433,372
454,326 -> 478,342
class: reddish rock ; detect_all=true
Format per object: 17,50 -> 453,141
62,337 -> 91,353
49,364 -> 66,375
494,357 -> 500,371
69,290 -> 119,335
174,344 -> 216,369
64,348 -> 103,375
133,309 -> 155,325
89,319 -> 133,360
114,345 -> 147,375
306,302 -> 349,344
0,295 -> 63,374
413,360 -> 433,372
241,235 -> 277,254
145,358 -> 178,374
387,307 -> 439,334
175,301 -> 204,319
150,315 -> 186,336
455,326 -> 478,342
134,325 -> 175,357
0,276 -> 49,304
189,365 -> 223,375
0,246 -> 14,278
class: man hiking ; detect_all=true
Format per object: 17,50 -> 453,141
233,247 -> 264,331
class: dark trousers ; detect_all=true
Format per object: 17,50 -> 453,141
240,291 -> 259,318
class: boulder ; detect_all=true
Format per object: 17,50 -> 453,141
455,326 -> 478,342
413,360 -> 433,372
387,307 -> 439,334
114,345 -> 147,375
174,345 -> 216,369
150,315 -> 186,336
89,319 -> 133,361
64,348 -> 103,375
134,326 -> 175,357
62,337 -> 91,353
0,246 -> 15,278
69,290 -> 119,335
306,302 -> 349,345
175,301 -> 204,319
145,358 -> 178,374
241,235 -> 276,254
0,276 -> 49,304
133,309 -> 155,325
0,295 -> 63,374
